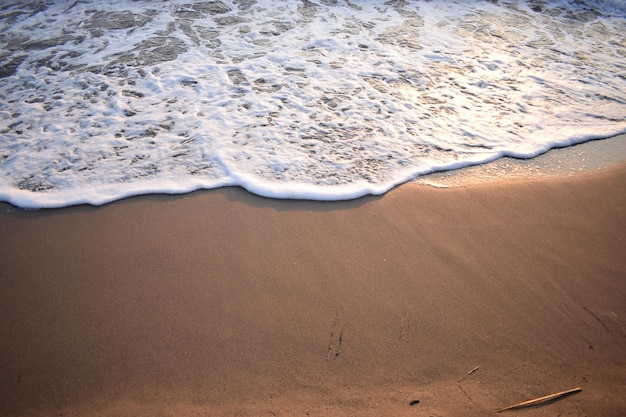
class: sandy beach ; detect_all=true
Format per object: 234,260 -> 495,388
1,164 -> 625,416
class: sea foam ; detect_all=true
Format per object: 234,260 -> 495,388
0,0 -> 625,208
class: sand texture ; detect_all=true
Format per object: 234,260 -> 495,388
1,166 -> 625,416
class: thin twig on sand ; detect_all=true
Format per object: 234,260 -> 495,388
495,387 -> 582,412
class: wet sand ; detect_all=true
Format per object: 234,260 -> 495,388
1,165 -> 625,416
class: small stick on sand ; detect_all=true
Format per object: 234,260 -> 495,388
468,366 -> 480,375
495,387 -> 582,412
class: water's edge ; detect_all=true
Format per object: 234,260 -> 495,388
2,134 -> 625,212
415,133 -> 626,188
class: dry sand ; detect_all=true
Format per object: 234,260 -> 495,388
1,165 -> 625,416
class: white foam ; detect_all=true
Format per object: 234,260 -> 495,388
0,0 -> 625,208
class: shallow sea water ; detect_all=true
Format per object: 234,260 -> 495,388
415,133 -> 626,187
0,0 -> 625,207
